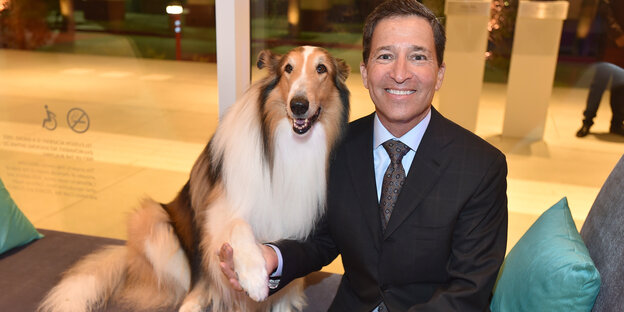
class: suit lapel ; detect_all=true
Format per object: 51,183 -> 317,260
383,107 -> 454,239
344,114 -> 384,247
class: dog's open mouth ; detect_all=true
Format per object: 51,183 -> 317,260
292,107 -> 321,135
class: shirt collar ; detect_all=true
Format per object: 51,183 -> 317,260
373,108 -> 431,152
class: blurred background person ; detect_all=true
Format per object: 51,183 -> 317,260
577,62 -> 624,137
576,0 -> 624,137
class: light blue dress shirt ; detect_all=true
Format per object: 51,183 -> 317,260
371,111 -> 430,311
373,110 -> 430,202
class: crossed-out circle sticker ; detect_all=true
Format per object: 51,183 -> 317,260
66,108 -> 90,133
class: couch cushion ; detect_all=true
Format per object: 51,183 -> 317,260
580,155 -> 624,312
0,178 -> 43,255
0,229 -> 124,312
490,197 -> 600,312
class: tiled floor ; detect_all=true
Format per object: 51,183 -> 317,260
1,50 -> 622,274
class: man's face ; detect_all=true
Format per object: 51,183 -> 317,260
360,15 -> 445,137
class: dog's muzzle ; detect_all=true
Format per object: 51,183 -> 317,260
290,97 -> 321,135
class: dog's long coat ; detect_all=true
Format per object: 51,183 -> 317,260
38,46 -> 350,312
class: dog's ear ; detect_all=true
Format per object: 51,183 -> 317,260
257,50 -> 280,72
334,58 -> 350,83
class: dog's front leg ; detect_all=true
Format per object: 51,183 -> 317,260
228,218 -> 269,302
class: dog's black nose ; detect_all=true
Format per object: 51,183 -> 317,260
290,97 -> 309,116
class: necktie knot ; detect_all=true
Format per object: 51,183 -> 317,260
382,140 -> 410,164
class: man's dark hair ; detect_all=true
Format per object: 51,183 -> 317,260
362,0 -> 446,67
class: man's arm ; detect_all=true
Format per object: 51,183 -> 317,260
408,152 -> 508,311
270,213 -> 340,293
218,214 -> 339,295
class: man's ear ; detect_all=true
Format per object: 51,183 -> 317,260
360,62 -> 369,89
435,62 -> 446,91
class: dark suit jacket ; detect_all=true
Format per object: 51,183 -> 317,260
275,108 -> 508,311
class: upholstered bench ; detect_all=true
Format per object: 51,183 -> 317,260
0,229 -> 341,312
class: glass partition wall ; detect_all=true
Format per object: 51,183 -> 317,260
1,0 -> 622,262
0,0 -> 218,238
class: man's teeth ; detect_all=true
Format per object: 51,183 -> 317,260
386,89 -> 415,95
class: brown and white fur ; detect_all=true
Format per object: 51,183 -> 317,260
38,46 -> 350,312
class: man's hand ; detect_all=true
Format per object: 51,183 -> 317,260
218,243 -> 279,292
219,243 -> 244,291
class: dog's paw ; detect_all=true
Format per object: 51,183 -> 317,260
238,269 -> 269,302
178,301 -> 202,312
234,249 -> 269,302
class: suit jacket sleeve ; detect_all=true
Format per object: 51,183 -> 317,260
408,151 -> 508,312
269,214 -> 339,294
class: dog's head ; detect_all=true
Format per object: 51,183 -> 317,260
257,46 -> 350,136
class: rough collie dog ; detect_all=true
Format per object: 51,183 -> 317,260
38,46 -> 350,312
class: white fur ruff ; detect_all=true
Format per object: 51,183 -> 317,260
214,91 -> 328,242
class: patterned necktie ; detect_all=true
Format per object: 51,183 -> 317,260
379,140 -> 410,231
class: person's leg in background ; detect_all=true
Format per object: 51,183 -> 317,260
578,62 -> 613,137
608,64 -> 624,135
609,86 -> 624,136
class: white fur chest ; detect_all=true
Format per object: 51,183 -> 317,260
215,100 -> 329,242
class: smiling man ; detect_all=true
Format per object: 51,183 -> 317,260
220,0 -> 508,310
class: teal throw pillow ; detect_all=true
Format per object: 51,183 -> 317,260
0,178 -> 43,254
490,197 -> 601,312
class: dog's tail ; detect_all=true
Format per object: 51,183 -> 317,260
38,245 -> 127,312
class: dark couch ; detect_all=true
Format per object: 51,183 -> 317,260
580,154 -> 624,311
0,230 -> 341,312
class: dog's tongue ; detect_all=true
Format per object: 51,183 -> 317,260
295,118 -> 308,127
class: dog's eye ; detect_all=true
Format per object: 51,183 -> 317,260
316,64 -> 327,74
285,64 -> 293,73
